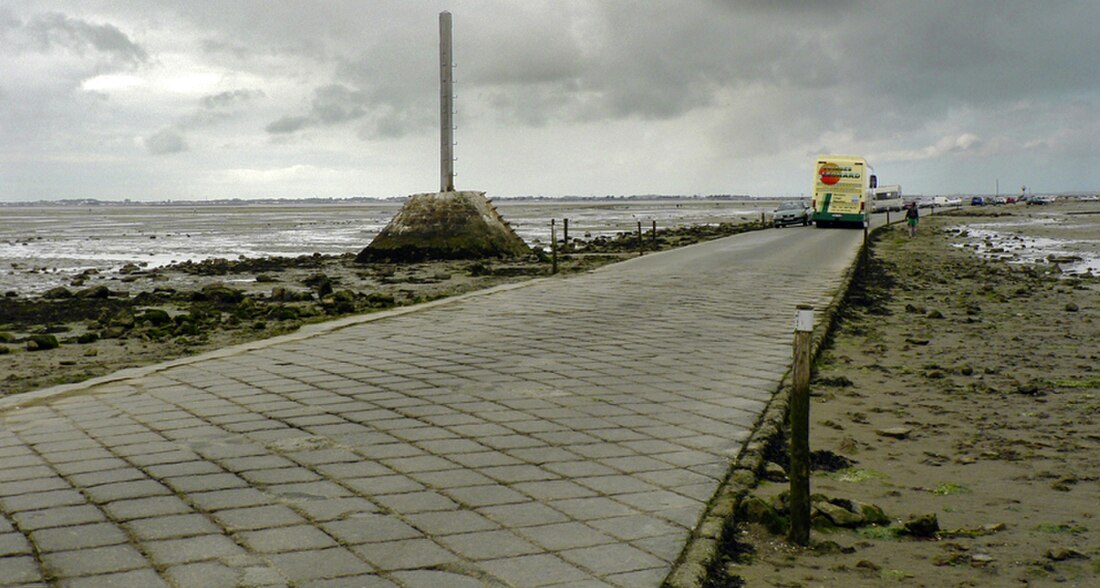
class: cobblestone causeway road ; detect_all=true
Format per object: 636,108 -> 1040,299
1,227 -> 863,587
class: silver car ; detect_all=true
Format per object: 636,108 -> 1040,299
773,201 -> 811,227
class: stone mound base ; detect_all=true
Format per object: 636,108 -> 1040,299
357,191 -> 530,263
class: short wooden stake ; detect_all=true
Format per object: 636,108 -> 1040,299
637,221 -> 643,256
563,218 -> 569,247
788,305 -> 814,547
651,220 -> 657,250
551,219 -> 558,274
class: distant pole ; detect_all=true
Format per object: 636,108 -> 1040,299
651,220 -> 657,250
440,12 -> 455,192
789,305 -> 814,547
563,218 -> 569,247
637,221 -> 643,255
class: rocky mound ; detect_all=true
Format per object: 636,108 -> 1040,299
357,191 -> 529,263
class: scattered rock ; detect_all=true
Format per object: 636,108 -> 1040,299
815,501 -> 865,528
763,461 -> 787,482
1045,548 -> 1087,561
42,286 -> 73,299
903,513 -> 940,538
76,285 -> 112,299
1065,302 -> 1079,312
876,427 -> 913,440
26,334 -> 60,351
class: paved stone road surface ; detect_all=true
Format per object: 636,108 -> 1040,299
1,228 -> 861,587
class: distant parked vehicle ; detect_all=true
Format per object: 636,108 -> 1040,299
971,196 -> 985,206
1005,196 -> 1017,204
932,196 -> 949,207
773,200 -> 811,227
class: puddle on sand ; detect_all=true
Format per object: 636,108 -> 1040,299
949,215 -> 1100,277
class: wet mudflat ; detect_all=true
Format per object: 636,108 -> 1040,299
1,221 -> 760,396
717,202 -> 1099,587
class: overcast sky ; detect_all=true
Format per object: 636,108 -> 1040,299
2,1 -> 1098,202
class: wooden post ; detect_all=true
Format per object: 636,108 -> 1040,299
651,220 -> 657,250
862,222 -> 869,266
551,219 -> 558,274
439,12 -> 455,192
789,304 -> 814,547
636,221 -> 643,255
563,218 -> 569,247
886,210 -> 890,225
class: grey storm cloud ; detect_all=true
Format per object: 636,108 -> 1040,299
144,128 -> 187,155
11,10 -> 146,63
200,89 -> 266,110
265,84 -> 378,135
3,1 -> 1100,201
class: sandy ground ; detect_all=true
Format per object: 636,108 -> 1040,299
716,202 -> 1100,587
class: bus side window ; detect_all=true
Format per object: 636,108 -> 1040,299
870,175 -> 878,189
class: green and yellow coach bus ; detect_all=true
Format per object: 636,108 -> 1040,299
811,155 -> 877,228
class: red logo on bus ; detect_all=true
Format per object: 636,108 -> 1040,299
819,163 -> 841,186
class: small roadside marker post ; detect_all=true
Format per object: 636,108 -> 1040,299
551,219 -> 558,274
789,304 -> 814,547
636,221 -> 643,255
651,220 -> 657,250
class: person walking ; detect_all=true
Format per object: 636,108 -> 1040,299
905,203 -> 919,238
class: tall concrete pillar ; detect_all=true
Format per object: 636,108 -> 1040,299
440,11 -> 455,192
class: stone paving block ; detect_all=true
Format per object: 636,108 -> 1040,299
292,497 -> 379,522
104,496 -> 193,521
143,461 -> 224,479
588,514 -> 682,541
372,491 -> 458,514
83,479 -> 173,503
187,488 -> 272,512
613,490 -> 701,513
605,566 -> 668,588
163,560 -> 243,588
145,534 -> 247,566
0,465 -> 56,483
404,510 -> 498,536
478,501 -> 571,528
29,522 -> 129,552
548,497 -> 638,522
444,484 -> 528,508
515,521 -> 617,552
163,473 -> 250,494
559,542 -> 665,576
51,457 -> 131,477
41,543 -> 149,577
354,443 -> 426,460
0,476 -> 71,497
352,538 -> 458,571
444,451 -> 523,468
0,531 -> 32,556
237,524 -> 337,553
213,504 -> 306,531
0,554 -> 42,584
265,547 -> 374,582
124,513 -> 221,541
1,489 -> 86,512
321,515 -> 422,544
13,504 -> 106,531
265,480 -> 351,501
406,468 -> 494,490
240,467 -> 320,485
542,460 -> 619,478
437,529 -> 542,560
479,553 -> 592,587
388,569 -> 495,588
216,454 -> 297,472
